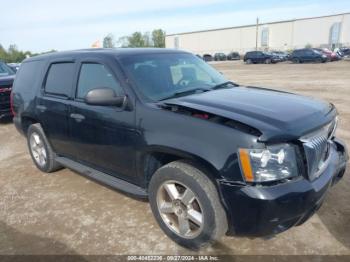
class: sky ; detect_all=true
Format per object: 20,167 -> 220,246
1,0 -> 350,53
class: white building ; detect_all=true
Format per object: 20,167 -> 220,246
165,12 -> 350,55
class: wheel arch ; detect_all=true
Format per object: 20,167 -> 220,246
20,115 -> 40,134
138,146 -> 221,190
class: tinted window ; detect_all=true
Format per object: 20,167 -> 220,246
76,63 -> 122,99
0,62 -> 15,76
45,63 -> 75,97
13,60 -> 45,93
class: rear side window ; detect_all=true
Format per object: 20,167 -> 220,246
13,60 -> 45,93
45,63 -> 75,97
76,63 -> 122,99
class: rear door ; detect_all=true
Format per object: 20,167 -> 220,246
247,52 -> 256,62
69,58 -> 139,184
256,52 -> 264,63
36,60 -> 77,157
303,50 -> 314,62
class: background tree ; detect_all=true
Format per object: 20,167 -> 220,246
116,29 -> 166,48
142,32 -> 152,47
116,36 -> 129,48
127,32 -> 146,47
152,29 -> 166,48
0,43 -> 56,63
103,34 -> 115,48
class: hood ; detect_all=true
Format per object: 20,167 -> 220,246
164,86 -> 336,142
0,75 -> 15,86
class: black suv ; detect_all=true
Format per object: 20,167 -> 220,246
227,52 -> 240,60
202,54 -> 213,62
12,49 -> 348,249
290,48 -> 328,63
214,53 -> 227,61
0,61 -> 15,120
243,51 -> 280,64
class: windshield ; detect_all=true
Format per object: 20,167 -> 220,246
119,53 -> 227,101
0,62 -> 15,77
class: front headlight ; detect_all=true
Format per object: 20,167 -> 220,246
238,144 -> 299,182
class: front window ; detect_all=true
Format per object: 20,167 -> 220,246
119,53 -> 227,101
0,62 -> 15,77
77,63 -> 123,99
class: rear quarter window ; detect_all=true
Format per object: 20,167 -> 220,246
13,60 -> 45,94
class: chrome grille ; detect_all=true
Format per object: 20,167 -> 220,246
300,118 -> 337,180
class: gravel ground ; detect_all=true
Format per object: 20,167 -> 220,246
0,60 -> 349,256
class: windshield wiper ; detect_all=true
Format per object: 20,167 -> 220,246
160,88 -> 211,101
211,81 -> 239,90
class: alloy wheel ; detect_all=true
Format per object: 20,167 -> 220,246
156,180 -> 204,239
30,132 -> 47,167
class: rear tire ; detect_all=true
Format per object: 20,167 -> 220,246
27,123 -> 62,173
149,161 -> 228,249
292,58 -> 300,63
265,58 -> 272,64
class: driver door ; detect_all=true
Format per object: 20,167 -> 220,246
69,59 -> 139,184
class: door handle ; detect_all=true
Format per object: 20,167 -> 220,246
70,113 -> 85,122
36,105 -> 47,112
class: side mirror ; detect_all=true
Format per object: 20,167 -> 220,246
85,88 -> 127,107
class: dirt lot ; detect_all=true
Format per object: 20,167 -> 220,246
0,60 -> 349,256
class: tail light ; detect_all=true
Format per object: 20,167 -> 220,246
10,91 -> 16,116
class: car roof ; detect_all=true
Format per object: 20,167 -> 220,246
24,48 -> 190,63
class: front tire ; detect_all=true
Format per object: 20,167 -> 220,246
149,161 -> 228,249
292,58 -> 300,63
27,123 -> 62,173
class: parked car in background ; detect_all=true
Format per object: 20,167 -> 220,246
7,63 -> 21,72
335,47 -> 350,58
340,47 -> 350,57
12,48 -> 348,249
290,48 -> 328,63
271,51 -> 290,61
203,54 -> 213,62
214,53 -> 227,61
227,52 -> 240,60
0,61 -> 15,120
314,48 -> 339,62
244,51 -> 280,64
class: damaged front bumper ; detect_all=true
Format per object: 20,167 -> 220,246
219,138 -> 348,237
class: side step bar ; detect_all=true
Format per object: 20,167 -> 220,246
56,157 -> 148,198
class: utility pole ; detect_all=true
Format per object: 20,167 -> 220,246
255,17 -> 259,51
